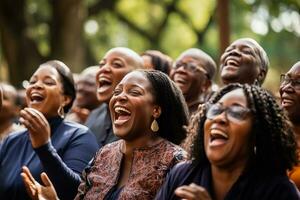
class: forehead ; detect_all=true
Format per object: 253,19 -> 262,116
32,65 -> 61,79
104,49 -> 135,65
218,88 -> 247,106
230,39 -> 257,50
177,54 -> 206,66
119,71 -> 151,89
287,62 -> 300,76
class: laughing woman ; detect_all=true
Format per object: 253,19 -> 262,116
0,60 -> 99,200
155,84 -> 300,200
22,70 -> 188,200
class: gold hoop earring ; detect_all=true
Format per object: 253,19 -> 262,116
151,119 -> 159,132
58,106 -> 65,118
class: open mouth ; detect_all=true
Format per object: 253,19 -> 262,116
225,58 -> 239,67
97,77 -> 112,93
114,106 -> 131,125
210,129 -> 229,146
281,98 -> 294,107
30,93 -> 45,103
174,75 -> 188,85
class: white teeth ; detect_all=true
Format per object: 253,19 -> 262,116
225,58 -> 239,66
98,77 -> 111,84
115,106 -> 131,114
210,129 -> 228,139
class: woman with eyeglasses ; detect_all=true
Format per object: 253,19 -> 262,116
280,61 -> 300,190
156,83 -> 299,200
171,48 -> 216,117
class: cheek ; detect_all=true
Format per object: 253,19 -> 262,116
203,120 -> 211,147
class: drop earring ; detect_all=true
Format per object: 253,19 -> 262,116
151,119 -> 159,132
58,105 -> 65,118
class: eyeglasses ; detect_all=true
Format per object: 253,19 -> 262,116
206,103 -> 251,123
173,62 -> 208,75
280,74 -> 300,90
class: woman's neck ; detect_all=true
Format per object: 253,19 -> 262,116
121,134 -> 162,156
0,120 -> 13,135
211,161 -> 246,200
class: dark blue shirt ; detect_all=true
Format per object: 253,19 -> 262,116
85,103 -> 118,148
0,117 -> 99,200
155,162 -> 300,200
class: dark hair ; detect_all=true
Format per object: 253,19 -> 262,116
141,70 -> 188,145
189,83 -> 296,174
0,85 -> 2,109
40,60 -> 76,113
141,50 -> 172,75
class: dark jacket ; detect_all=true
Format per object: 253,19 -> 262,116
0,117 -> 99,200
155,162 -> 300,200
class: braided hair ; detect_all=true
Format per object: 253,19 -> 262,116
140,70 -> 189,145
189,83 -> 297,174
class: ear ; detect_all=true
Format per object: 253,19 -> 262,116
62,95 -> 72,107
257,69 -> 266,84
200,79 -> 212,92
152,105 -> 161,119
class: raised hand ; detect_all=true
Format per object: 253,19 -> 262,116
19,108 -> 51,148
21,166 -> 59,200
175,183 -> 212,200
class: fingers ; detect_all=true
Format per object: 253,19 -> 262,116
40,172 -> 53,187
20,108 -> 48,131
21,166 -> 38,198
22,166 -> 36,183
175,183 -> 211,200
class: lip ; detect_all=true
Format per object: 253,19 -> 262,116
173,74 -> 188,84
224,57 -> 240,68
281,94 -> 295,107
113,105 -> 131,126
97,75 -> 113,94
29,92 -> 45,105
208,126 -> 229,148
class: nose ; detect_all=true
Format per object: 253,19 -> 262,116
228,49 -> 241,57
29,80 -> 43,89
114,91 -> 128,102
280,82 -> 295,93
210,111 -> 228,125
99,63 -> 111,73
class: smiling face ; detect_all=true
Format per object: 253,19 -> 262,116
279,62 -> 300,123
109,71 -> 159,141
204,88 -> 253,168
96,48 -> 143,104
75,74 -> 99,110
0,84 -> 18,122
26,65 -> 70,118
173,54 -> 209,103
220,39 -> 262,85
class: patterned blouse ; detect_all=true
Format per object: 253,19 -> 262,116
75,139 -> 187,200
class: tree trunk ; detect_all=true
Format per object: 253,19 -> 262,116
217,0 -> 230,59
50,0 -> 86,73
0,0 -> 42,87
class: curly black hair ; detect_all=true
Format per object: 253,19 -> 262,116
189,83 -> 297,175
140,70 -> 189,145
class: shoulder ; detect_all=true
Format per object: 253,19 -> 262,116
159,140 -> 188,162
60,120 -> 93,136
270,175 -> 300,199
247,173 -> 300,199
1,129 -> 28,146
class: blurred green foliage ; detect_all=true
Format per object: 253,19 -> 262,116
1,0 -> 299,91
